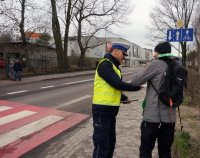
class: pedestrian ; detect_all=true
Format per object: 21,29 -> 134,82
8,60 -> 15,80
14,58 -> 22,81
131,42 -> 181,158
0,55 -> 6,69
92,43 -> 141,158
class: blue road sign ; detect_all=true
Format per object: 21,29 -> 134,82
182,28 -> 193,41
167,28 -> 193,42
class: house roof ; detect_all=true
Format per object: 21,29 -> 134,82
0,42 -> 55,50
25,32 -> 41,39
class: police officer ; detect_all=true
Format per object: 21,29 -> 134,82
92,43 -> 141,158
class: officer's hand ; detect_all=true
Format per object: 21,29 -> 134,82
139,86 -> 144,89
121,99 -> 132,104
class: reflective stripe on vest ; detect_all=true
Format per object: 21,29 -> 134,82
92,58 -> 122,106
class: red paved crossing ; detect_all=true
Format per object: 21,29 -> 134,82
0,100 -> 89,158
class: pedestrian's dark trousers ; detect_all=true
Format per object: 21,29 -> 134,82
140,121 -> 175,158
92,114 -> 116,158
15,71 -> 21,81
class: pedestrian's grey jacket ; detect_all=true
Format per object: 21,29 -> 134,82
131,59 -> 176,123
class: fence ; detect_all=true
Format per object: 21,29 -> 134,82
0,56 -> 58,79
28,56 -> 57,73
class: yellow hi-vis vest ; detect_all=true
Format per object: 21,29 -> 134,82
92,58 -> 122,106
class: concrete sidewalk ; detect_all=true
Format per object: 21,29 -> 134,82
22,88 -> 158,158
0,70 -> 95,87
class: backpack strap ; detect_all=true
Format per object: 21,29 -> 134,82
149,81 -> 160,95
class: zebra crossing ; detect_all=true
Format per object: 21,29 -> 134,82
0,100 -> 89,158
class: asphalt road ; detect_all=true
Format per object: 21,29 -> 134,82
0,69 -> 139,116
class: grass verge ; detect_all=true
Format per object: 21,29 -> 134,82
173,131 -> 190,158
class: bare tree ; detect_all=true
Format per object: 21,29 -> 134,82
149,0 -> 197,66
0,0 -> 32,44
20,0 -> 26,44
0,0 -> 50,44
51,0 -> 66,69
0,32 -> 14,43
73,0 -> 133,67
193,3 -> 200,67
50,0 -> 79,69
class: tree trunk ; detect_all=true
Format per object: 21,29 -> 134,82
198,44 -> 200,73
20,0 -> 26,45
50,0 -> 67,70
63,0 -> 72,69
78,52 -> 86,67
77,18 -> 86,67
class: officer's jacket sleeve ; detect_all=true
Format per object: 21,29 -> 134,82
98,61 -> 140,91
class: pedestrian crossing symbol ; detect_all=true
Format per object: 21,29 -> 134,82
167,28 -> 193,42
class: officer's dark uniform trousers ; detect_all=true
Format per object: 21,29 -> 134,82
93,113 -> 116,158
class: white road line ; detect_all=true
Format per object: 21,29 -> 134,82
0,115 -> 63,148
142,84 -> 147,87
0,110 -> 37,125
127,80 -> 131,83
55,95 -> 91,109
7,90 -> 28,95
40,85 -> 55,89
122,72 -> 134,75
0,106 -> 12,112
62,79 -> 94,85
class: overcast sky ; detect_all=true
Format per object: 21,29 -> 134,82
111,0 -> 156,49
111,0 -> 183,55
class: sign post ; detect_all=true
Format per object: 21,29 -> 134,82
176,20 -> 184,57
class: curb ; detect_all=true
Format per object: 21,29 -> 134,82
0,71 -> 95,88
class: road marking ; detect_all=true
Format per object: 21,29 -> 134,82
122,72 -> 134,75
62,79 -> 94,85
127,80 -> 131,83
142,84 -> 147,87
0,115 -> 63,148
0,106 -> 12,112
40,85 -> 55,89
7,90 -> 28,95
0,100 -> 89,158
0,110 -> 37,125
55,95 -> 91,109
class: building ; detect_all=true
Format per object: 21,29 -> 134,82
68,36 -> 153,67
0,42 -> 57,79
140,48 -> 153,62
